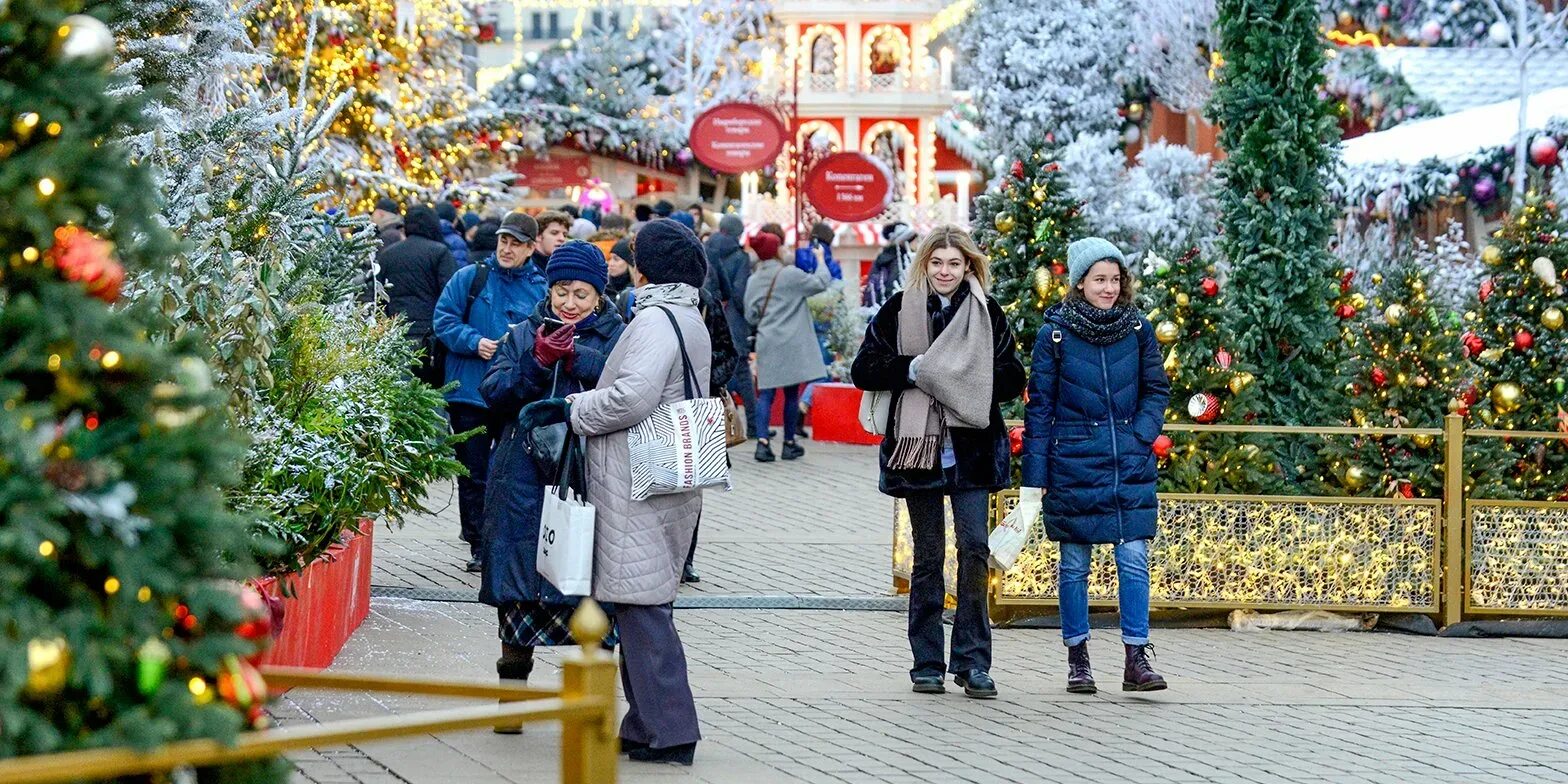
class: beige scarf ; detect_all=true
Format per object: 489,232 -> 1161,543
889,276 -> 993,470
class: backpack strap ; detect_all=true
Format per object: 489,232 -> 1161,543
462,263 -> 489,323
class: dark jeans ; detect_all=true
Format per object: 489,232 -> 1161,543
449,402 -> 501,553
756,384 -> 800,442
727,372 -> 759,437
905,475 -> 992,678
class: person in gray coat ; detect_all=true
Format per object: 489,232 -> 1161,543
744,230 -> 831,462
560,220 -> 711,766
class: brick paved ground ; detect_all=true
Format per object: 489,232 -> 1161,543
285,441 -> 1568,784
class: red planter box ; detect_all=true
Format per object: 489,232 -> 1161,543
809,382 -> 881,445
253,521 -> 373,670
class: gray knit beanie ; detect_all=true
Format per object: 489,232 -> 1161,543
1066,237 -> 1125,286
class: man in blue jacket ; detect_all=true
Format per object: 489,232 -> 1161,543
436,202 -> 472,267
433,211 -> 549,572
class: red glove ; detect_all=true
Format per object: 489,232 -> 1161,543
533,323 -> 576,368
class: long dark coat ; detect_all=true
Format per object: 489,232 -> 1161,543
1020,304 -> 1170,544
476,302 -> 624,606
849,286 -> 1026,497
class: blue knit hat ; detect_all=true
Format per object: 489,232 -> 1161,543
1066,237 -> 1126,287
547,240 -> 609,293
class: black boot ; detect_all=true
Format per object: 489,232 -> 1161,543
754,441 -> 776,462
495,644 -> 534,734
629,741 -> 696,766
780,440 -> 805,460
1122,643 -> 1167,692
1066,641 -> 1096,694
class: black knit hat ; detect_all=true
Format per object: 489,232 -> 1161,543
374,197 -> 401,214
610,237 -> 633,265
653,199 -> 675,217
633,220 -> 706,288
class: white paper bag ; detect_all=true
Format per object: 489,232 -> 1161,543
987,500 -> 1037,572
537,485 -> 596,596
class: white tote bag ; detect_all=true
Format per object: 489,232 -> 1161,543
858,389 -> 890,435
626,307 -> 733,501
987,497 -> 1038,572
538,437 -> 596,596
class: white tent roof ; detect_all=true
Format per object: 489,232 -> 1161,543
1341,86 -> 1568,167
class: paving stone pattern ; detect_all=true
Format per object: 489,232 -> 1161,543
285,441 -> 1568,784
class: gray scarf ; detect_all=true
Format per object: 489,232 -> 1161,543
890,276 -> 993,470
633,282 -> 699,314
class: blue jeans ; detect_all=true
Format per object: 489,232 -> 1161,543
1058,539 -> 1150,647
756,384 -> 800,442
727,372 -> 758,437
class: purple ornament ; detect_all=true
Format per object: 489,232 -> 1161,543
1473,175 -> 1498,204
1493,162 -> 1504,173
675,147 -> 694,164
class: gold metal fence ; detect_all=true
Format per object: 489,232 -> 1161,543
0,602 -> 619,784
891,415 -> 1568,624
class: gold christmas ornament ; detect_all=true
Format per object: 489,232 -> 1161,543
1031,267 -> 1052,299
1543,306 -> 1564,330
1349,292 -> 1367,310
1343,465 -> 1369,490
1481,245 -> 1502,266
1479,348 -> 1505,363
993,213 -> 1016,234
1228,372 -> 1255,395
1155,320 -> 1180,344
1163,346 -> 1179,374
1413,375 -> 1429,388
1412,433 -> 1435,448
1175,292 -> 1190,307
26,637 -> 71,698
1490,382 -> 1522,414
1371,273 -> 1383,285
1384,303 -> 1407,326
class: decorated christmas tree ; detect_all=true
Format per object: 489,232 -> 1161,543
1464,194 -> 1568,499
1210,0 -> 1344,426
972,143 -> 1089,374
1,4 -> 282,776
246,0 -> 505,210
1321,262 -> 1465,497
1140,248 -> 1273,492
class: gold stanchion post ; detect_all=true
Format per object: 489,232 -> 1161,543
1442,413 -> 1465,628
561,599 -> 617,784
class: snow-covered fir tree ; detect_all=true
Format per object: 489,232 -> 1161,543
652,0 -> 771,123
1129,0 -> 1217,112
246,0 -> 507,210
1058,134 -> 1219,259
957,0 -> 1133,156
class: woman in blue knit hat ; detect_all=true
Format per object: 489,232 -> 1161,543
1017,237 -> 1171,694
476,240 -> 624,709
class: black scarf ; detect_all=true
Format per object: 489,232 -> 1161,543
1057,296 -> 1139,346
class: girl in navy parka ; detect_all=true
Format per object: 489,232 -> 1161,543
1018,237 -> 1171,695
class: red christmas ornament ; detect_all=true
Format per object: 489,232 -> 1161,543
1152,434 -> 1173,460
1337,304 -> 1358,319
1200,277 -> 1220,297
1187,392 -> 1221,423
1515,329 -> 1535,351
1051,262 -> 1066,276
1462,385 -> 1481,406
235,584 -> 273,642
1340,269 -> 1355,293
1370,367 -> 1388,388
1010,159 -> 1025,180
1214,347 -> 1233,370
1479,279 -> 1495,302
47,226 -> 124,303
1007,425 -> 1024,457
1530,135 -> 1561,168
1461,332 -> 1485,357
1397,481 -> 1414,499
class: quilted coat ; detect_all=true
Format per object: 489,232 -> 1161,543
476,302 -> 623,606
569,301 -> 711,606
1020,304 -> 1170,544
849,288 -> 1026,497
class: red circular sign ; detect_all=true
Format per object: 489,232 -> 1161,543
688,103 -> 787,174
803,153 -> 895,223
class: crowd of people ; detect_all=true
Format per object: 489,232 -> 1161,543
370,194 -> 1170,763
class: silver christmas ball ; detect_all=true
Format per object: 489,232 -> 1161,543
55,14 -> 115,66
1489,21 -> 1512,45
519,73 -> 537,90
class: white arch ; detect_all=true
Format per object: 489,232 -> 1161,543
861,24 -> 910,84
862,120 -> 917,200
799,24 -> 846,89
798,120 -> 843,154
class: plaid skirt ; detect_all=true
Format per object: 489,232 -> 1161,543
498,601 -> 619,648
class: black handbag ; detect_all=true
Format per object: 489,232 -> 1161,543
520,365 -> 570,485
